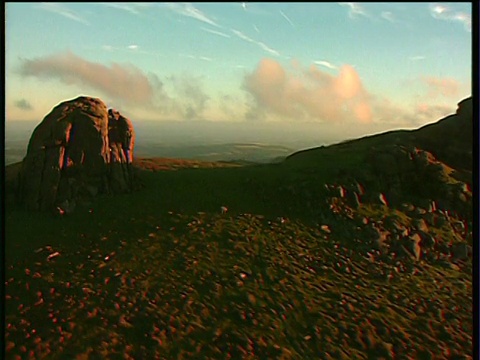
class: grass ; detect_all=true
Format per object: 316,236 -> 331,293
4,151 -> 473,359
5,208 -> 472,359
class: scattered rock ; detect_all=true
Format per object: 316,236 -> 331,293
321,225 -> 331,233
378,193 -> 388,207
346,191 -> 361,208
401,203 -> 415,212
418,231 -> 436,249
412,218 -> 429,232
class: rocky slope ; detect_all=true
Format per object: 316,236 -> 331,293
282,97 -> 473,220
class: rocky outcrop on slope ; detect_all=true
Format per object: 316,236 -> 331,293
16,96 -> 136,212
107,109 -> 135,193
412,97 -> 472,172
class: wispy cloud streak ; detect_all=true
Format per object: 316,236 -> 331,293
338,2 -> 369,19
313,60 -> 338,70
180,53 -> 213,62
429,3 -> 471,32
409,55 -> 425,61
101,44 -> 153,55
231,29 -> 280,57
381,11 -> 395,23
99,2 -> 152,15
201,27 -> 231,38
280,10 -> 295,27
36,3 -> 90,25
164,3 -> 220,27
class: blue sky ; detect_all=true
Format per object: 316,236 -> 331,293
5,2 -> 472,136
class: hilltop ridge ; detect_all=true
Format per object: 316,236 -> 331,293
287,97 -> 472,173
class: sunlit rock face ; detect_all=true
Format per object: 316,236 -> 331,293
16,96 -> 136,212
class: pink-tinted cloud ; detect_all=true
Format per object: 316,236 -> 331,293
421,76 -> 461,98
333,65 -> 363,99
18,51 -> 161,105
243,58 -> 373,123
415,103 -> 455,124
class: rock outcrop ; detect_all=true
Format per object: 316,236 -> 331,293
16,96 -> 136,212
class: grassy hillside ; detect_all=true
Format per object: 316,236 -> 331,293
4,98 -> 473,358
5,151 -> 473,359
5,209 -> 472,359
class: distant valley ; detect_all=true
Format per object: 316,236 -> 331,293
5,120 -> 319,165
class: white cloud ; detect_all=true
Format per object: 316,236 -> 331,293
179,53 -> 213,62
258,42 -> 280,57
36,3 -> 90,25
201,27 -> 231,38
381,11 -> 395,23
429,3 -> 471,32
280,10 -> 295,28
232,29 -> 253,42
163,2 -> 220,28
313,60 -> 338,70
231,29 -> 281,57
99,2 -> 152,15
338,2 -> 369,19
409,55 -> 425,61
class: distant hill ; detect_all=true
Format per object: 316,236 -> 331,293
135,143 -> 294,164
286,97 -> 472,173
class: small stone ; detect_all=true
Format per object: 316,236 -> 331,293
448,263 -> 461,271
412,218 -> 429,232
379,193 -> 388,206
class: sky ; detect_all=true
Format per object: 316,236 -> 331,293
5,2 -> 473,142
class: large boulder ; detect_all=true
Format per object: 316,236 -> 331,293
16,96 -> 137,212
